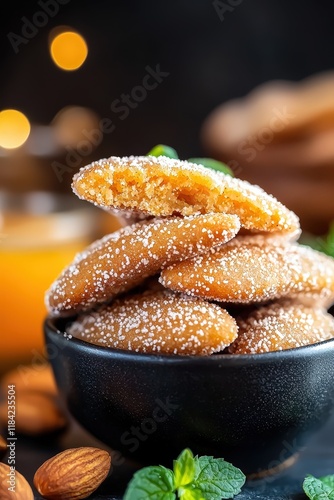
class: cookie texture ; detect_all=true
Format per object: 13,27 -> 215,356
46,213 -> 240,316
72,155 -> 300,236
228,301 -> 334,354
68,290 -> 238,356
44,152 -> 334,355
160,236 -> 334,305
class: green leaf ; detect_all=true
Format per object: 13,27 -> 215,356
300,235 -> 326,253
188,158 -> 234,176
147,144 -> 179,159
178,484 -> 205,499
193,456 -> 246,500
301,221 -> 334,258
173,448 -> 196,489
124,465 -> 176,500
325,222 -> 334,257
303,474 -> 334,500
320,476 -> 334,490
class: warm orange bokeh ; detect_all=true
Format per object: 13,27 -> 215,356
0,109 -> 31,149
50,31 -> 88,71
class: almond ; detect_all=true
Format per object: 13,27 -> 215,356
0,391 -> 67,436
34,446 -> 111,499
0,463 -> 34,500
0,434 -> 6,459
0,363 -> 58,397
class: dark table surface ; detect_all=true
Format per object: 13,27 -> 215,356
10,410 -> 334,499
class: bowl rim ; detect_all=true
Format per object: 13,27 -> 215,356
44,315 -> 334,366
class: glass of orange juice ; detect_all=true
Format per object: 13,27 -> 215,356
0,191 -> 122,374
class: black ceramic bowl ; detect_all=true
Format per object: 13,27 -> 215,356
44,316 -> 334,476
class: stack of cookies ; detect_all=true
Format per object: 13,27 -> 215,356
45,156 -> 334,355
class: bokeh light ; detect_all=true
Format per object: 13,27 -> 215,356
0,109 -> 31,149
50,31 -> 88,71
52,106 -> 100,148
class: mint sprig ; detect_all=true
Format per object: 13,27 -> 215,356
193,456 -> 245,500
301,222 -> 334,258
146,145 -> 234,176
147,144 -> 179,159
303,474 -> 334,499
188,158 -> 233,176
174,449 -> 196,490
124,449 -> 246,500
124,465 -> 176,499
320,476 -> 334,490
178,485 -> 204,500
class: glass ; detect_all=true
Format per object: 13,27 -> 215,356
0,191 -> 122,374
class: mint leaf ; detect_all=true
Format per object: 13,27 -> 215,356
147,144 -> 179,159
124,449 -> 246,500
325,222 -> 334,257
303,474 -> 334,500
173,448 -> 196,489
301,221 -> 334,258
193,456 -> 246,500
124,465 -> 176,500
178,484 -> 204,499
320,476 -> 334,490
188,158 -> 234,176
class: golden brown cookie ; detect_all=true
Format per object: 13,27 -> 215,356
228,301 -> 334,354
160,236 -> 334,305
72,155 -> 300,236
67,290 -> 238,356
45,213 -> 240,316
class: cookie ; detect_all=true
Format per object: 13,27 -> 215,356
45,213 -> 240,316
228,301 -> 334,354
159,236 -> 334,305
72,155 -> 300,236
67,290 -> 238,356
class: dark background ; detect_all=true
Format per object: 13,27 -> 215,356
1,0 -> 334,162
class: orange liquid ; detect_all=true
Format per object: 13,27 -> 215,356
0,206 -> 124,373
0,240 -> 88,371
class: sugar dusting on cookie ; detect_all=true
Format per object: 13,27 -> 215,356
45,213 -> 240,316
228,300 -> 334,354
159,236 -> 334,305
43,152 -> 334,355
72,155 -> 300,236
68,290 -> 238,356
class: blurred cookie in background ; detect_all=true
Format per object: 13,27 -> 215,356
201,71 -> 334,235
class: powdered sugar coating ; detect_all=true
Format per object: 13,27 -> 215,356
45,213 -> 240,316
72,155 -> 300,236
228,300 -> 334,354
160,235 -> 334,305
67,290 -> 238,356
